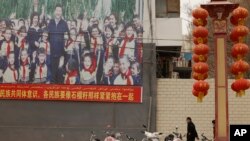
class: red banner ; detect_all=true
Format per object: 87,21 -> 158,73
0,84 -> 142,103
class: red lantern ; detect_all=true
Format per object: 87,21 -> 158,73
231,43 -> 249,59
230,15 -> 238,26
193,26 -> 209,38
231,79 -> 250,97
193,37 -> 208,44
193,18 -> 207,26
192,54 -> 208,63
192,89 -> 208,102
193,44 -> 209,55
232,6 -> 249,25
230,31 -> 238,42
192,7 -> 209,20
231,81 -> 237,92
231,25 -> 249,42
231,60 -> 250,78
193,81 -> 209,92
193,81 -> 209,102
192,72 -> 208,80
192,62 -> 209,74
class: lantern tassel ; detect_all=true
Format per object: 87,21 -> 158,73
238,19 -> 245,26
239,36 -> 245,43
197,92 -> 204,103
236,73 -> 244,79
198,74 -> 203,80
197,37 -> 203,44
239,90 -> 245,97
197,18 -> 203,26
236,92 -> 240,97
236,55 -> 243,61
236,90 -> 245,97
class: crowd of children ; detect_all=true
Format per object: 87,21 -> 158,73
0,5 -> 143,85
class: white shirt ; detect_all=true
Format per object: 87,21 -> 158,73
118,39 -> 135,59
3,67 -> 18,83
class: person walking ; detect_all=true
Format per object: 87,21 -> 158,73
212,119 -> 215,139
186,117 -> 199,141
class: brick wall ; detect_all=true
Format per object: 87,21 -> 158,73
156,79 -> 250,140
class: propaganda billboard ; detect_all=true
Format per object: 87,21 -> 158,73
0,0 -> 143,103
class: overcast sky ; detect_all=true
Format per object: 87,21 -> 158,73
181,0 -> 210,35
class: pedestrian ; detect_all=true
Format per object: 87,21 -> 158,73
186,117 -> 199,141
212,119 -> 215,139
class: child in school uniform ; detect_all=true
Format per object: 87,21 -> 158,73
89,25 -> 103,58
89,25 -> 104,84
104,25 -> 115,61
103,56 -> 114,85
0,27 -> 16,58
17,26 -> 29,51
109,13 -> 119,38
64,58 -> 79,84
80,53 -> 97,84
18,48 -> 30,83
30,48 -> 50,83
39,28 -> 50,66
64,28 -> 80,67
113,55 -> 133,85
118,23 -> 136,61
131,62 -> 142,85
0,27 -> 19,70
2,51 -> 18,83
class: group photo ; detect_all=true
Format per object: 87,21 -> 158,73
0,0 -> 143,86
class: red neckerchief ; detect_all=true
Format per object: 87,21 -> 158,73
66,70 -> 78,84
119,34 -> 134,57
83,58 -> 97,74
39,63 -> 45,81
9,65 -> 17,82
20,38 -> 26,49
6,40 -> 11,57
121,69 -> 132,85
65,38 -> 74,49
138,42 -> 143,63
22,59 -> 29,80
105,38 -> 113,61
92,37 -> 97,55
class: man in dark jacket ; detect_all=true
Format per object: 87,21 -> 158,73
186,117 -> 199,141
48,4 -> 69,83
212,119 -> 215,139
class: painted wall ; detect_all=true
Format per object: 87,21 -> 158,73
0,44 -> 157,141
156,79 -> 250,140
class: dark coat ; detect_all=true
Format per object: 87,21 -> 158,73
187,121 -> 198,141
48,19 -> 68,57
27,27 -> 42,54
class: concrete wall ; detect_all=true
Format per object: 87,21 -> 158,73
143,0 -> 183,46
156,79 -> 250,140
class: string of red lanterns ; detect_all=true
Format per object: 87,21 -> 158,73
230,6 -> 250,97
192,7 -> 210,102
